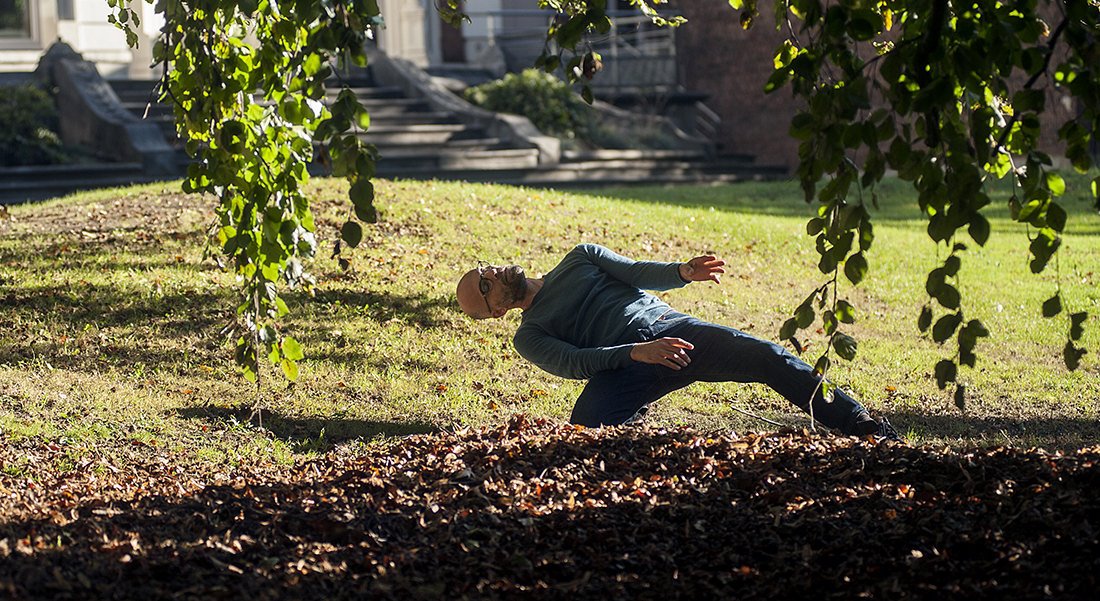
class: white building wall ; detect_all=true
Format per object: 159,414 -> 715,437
0,0 -> 57,72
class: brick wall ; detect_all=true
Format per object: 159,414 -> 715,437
671,1 -> 1081,173
673,2 -> 801,171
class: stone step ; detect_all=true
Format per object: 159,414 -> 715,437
327,85 -> 405,100
358,123 -> 481,145
374,157 -> 786,188
368,111 -> 461,125
562,148 -> 706,162
373,137 -> 506,155
355,97 -> 432,113
375,148 -> 540,171
0,162 -> 168,205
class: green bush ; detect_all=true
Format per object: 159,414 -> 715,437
464,69 -> 596,141
0,84 -> 66,166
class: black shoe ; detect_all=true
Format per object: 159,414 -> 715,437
875,416 -> 901,442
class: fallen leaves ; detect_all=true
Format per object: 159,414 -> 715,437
1,415 -> 1098,599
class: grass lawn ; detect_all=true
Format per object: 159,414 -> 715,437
0,174 -> 1097,476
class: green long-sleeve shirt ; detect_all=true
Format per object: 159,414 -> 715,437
513,244 -> 688,379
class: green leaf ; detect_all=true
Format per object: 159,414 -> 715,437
350,179 -> 377,222
934,359 -> 957,389
968,214 -> 990,246
303,53 -> 322,76
581,85 -> 593,105
1046,172 -> 1066,197
843,252 -> 868,285
280,358 -> 300,381
1016,198 -> 1045,223
795,303 -> 815,328
282,336 -> 304,361
813,354 -> 831,376
779,317 -> 798,340
836,300 -> 855,324
832,332 -> 857,361
1046,202 -> 1067,232
846,9 -> 882,41
823,310 -> 837,335
356,109 -> 372,130
341,221 -> 363,248
1042,294 -> 1062,318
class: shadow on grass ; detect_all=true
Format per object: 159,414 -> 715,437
885,409 -> 1100,450
175,405 -> 439,451
294,288 -> 454,329
578,177 -> 1100,232
0,278 -> 455,373
0,284 -> 229,332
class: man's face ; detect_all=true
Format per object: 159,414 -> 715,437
457,263 -> 528,319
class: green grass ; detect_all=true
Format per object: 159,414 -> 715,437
0,175 -> 1097,470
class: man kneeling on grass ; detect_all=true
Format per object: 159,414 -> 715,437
456,244 -> 898,440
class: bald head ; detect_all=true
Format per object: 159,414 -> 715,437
456,268 -> 490,320
456,263 -> 533,320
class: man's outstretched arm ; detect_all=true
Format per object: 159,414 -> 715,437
577,244 -> 725,290
677,255 -> 725,284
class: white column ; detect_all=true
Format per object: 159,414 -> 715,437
463,0 -> 501,63
376,0 -> 428,66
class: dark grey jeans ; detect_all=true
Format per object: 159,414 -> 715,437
569,312 -> 871,434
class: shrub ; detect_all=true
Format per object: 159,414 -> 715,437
0,84 -> 66,166
464,69 -> 596,141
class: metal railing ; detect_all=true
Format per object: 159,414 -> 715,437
462,9 -> 681,93
459,9 -> 721,148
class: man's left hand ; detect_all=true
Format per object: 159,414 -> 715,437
679,255 -> 725,284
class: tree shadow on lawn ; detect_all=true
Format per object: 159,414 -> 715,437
0,283 -> 229,333
0,282 -> 455,374
294,288 -> 455,329
175,405 -> 438,451
2,424 -> 1095,600
886,409 -> 1100,450
580,182 -> 1100,232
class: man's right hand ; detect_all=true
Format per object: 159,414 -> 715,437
630,337 -> 694,370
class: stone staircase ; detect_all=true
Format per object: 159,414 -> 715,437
2,58 -> 784,205
106,74 -> 543,178
106,69 -> 785,186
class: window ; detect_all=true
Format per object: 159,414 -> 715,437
0,0 -> 30,38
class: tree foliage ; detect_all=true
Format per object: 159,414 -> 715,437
111,0 -> 382,386
757,0 -> 1098,406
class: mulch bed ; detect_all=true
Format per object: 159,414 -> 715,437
1,415 -> 1098,600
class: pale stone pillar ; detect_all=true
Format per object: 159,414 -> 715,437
376,0 -> 429,66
